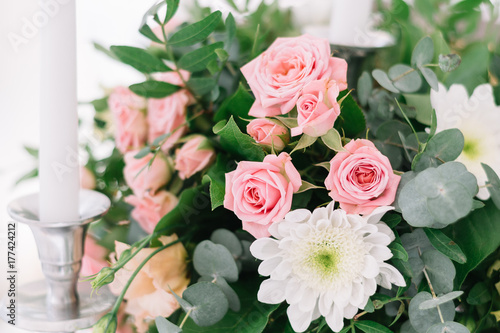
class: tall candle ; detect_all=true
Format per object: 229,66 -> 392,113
329,0 -> 374,46
39,0 -> 80,222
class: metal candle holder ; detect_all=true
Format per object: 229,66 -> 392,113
1,189 -> 115,332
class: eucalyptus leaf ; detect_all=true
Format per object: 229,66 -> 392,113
169,11 -> 222,47
400,320 -> 419,333
155,316 -> 182,333
130,81 -> 180,98
482,163 -> 500,210
182,282 -> 229,326
210,229 -> 243,257
193,240 -> 239,282
419,291 -> 463,310
388,64 -> 422,93
198,276 -> 240,312
412,36 -> 434,67
426,322 -> 469,333
373,69 -> 399,93
420,67 -> 439,91
358,71 -> 373,106
412,129 -> 465,172
110,46 -> 171,73
408,292 -> 455,333
439,54 -> 462,72
178,42 -> 224,72
422,250 -> 456,294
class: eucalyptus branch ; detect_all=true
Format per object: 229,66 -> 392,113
391,68 -> 416,82
417,245 -> 445,324
179,308 -> 193,328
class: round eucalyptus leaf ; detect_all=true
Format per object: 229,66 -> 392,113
399,179 -> 435,227
401,320 -> 419,333
421,250 -> 456,294
426,181 -> 473,225
427,321 -> 469,333
401,229 -> 433,286
439,54 -> 461,72
155,316 -> 182,333
388,64 -> 422,93
199,276 -> 241,312
419,291 -> 464,310
412,36 -> 434,67
409,292 -> 455,333
193,240 -> 239,282
373,69 -> 399,93
394,171 -> 417,213
420,67 -> 439,91
438,162 -> 478,197
414,168 -> 444,198
210,229 -> 243,257
182,282 -> 229,327
425,129 -> 464,163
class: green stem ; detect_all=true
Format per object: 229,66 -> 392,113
391,68 -> 416,82
110,237 -> 184,314
179,308 -> 193,328
113,234 -> 153,272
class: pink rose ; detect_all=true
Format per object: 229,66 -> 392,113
241,34 -> 347,118
80,166 -> 96,190
224,152 -> 302,238
174,136 -> 216,179
109,234 -> 189,333
247,118 -> 289,152
325,139 -> 401,215
81,236 -> 108,277
109,87 -> 148,153
291,79 -> 341,137
125,191 -> 179,234
123,151 -> 171,196
147,71 -> 194,152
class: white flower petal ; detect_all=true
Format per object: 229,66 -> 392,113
286,278 -> 306,304
379,262 -> 406,287
370,245 -> 393,261
258,256 -> 282,276
363,277 -> 377,296
287,303 -> 314,332
364,233 -> 391,247
344,304 -> 359,319
325,304 -> 345,333
375,222 -> 395,241
271,259 -> 293,280
286,209 -> 311,223
361,255 -> 380,279
319,290 -> 335,316
364,206 -> 394,225
250,238 -> 280,260
350,281 -> 364,307
298,288 -> 319,312
257,279 -> 286,304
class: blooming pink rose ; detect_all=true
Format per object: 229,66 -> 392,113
125,191 -> 179,234
247,118 -> 289,152
291,79 -> 341,137
147,71 -> 194,152
109,87 -> 148,153
241,34 -> 347,118
325,139 -> 401,215
175,136 -> 216,179
123,151 -> 171,196
109,234 -> 189,333
81,236 -> 108,277
80,166 -> 96,190
224,152 -> 302,238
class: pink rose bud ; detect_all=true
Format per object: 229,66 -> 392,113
175,136 -> 216,180
224,152 -> 302,238
125,191 -> 179,234
147,71 -> 194,152
247,118 -> 289,152
325,139 -> 401,215
241,34 -> 347,118
109,87 -> 148,153
291,79 -> 341,137
80,166 -> 96,190
123,151 -> 171,196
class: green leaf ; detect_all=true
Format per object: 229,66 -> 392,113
382,214 -> 402,229
423,228 -> 467,264
224,13 -> 236,52
130,80 -> 180,98
420,67 -> 439,91
482,163 -> 500,210
355,320 -> 393,333
466,282 -> 491,305
297,180 -> 324,193
412,129 -> 465,172
215,48 -> 229,62
181,275 -> 279,333
321,128 -> 345,152
164,0 -> 180,24
24,146 -> 39,158
213,117 -> 265,162
389,302 -> 405,327
210,229 -> 242,257
193,240 -> 239,282
90,97 -> 109,113
403,94 -> 433,126
139,2 -> 165,43
155,316 -> 182,333
422,250 -> 456,294
178,42 -> 224,72
358,71 -> 373,106
409,292 -> 455,333
199,276 -> 240,312
110,46 -> 171,73
205,155 -> 232,210
388,64 -> 422,93
188,77 -> 217,96
412,36 -> 434,67
428,322 -> 469,333
419,291 -> 463,310
182,282 -> 229,326
168,11 -> 222,47
336,90 -> 366,137
134,147 -> 151,159
443,201 -> 500,288
291,134 -> 317,154
373,69 -> 399,93
93,42 -> 119,60
275,117 -> 298,129
439,54 -> 462,72
15,168 -> 38,186
445,44 -> 488,94
389,242 -> 409,262
214,84 -> 254,128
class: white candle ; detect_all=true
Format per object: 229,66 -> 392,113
329,0 -> 374,46
39,0 -> 80,222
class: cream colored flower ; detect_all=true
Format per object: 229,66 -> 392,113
250,203 -> 405,332
431,83 -> 500,199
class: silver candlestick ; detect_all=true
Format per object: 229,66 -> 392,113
1,189 -> 115,332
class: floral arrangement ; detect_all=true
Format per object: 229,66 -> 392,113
40,1 -> 500,332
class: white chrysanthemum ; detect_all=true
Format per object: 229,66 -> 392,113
250,202 -> 405,333
431,83 -> 500,199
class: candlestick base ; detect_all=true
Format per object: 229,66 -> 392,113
0,281 -> 115,332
